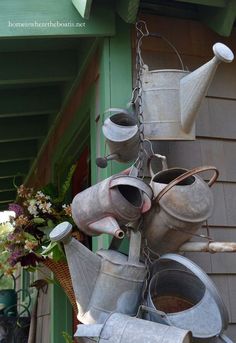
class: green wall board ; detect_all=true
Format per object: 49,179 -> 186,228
51,281 -> 73,343
116,0 -> 140,23
92,17 -> 133,251
199,0 -> 236,36
72,0 -> 93,20
0,0 -> 115,38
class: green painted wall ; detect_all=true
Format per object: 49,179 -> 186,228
48,15 -> 133,342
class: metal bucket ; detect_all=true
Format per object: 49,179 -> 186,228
142,66 -> 191,140
75,312 -> 191,343
143,157 -> 218,255
72,173 -> 153,238
96,109 -> 139,168
147,254 -> 229,342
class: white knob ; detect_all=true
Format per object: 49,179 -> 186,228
213,43 -> 234,63
49,221 -> 72,242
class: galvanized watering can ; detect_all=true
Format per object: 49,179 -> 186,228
75,312 -> 191,343
146,253 -> 231,343
143,155 -> 218,255
96,108 -> 139,168
50,222 -> 147,324
141,39 -> 234,140
72,173 -> 153,239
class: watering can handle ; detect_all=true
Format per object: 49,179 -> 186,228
156,166 -> 219,202
148,154 -> 168,178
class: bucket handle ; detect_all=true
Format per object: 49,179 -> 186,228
136,305 -> 171,325
156,166 -> 219,202
136,22 -> 185,72
148,154 -> 168,178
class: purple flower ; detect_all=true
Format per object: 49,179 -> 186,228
8,203 -> 24,217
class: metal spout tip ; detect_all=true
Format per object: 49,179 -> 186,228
115,229 -> 125,239
96,157 -> 108,168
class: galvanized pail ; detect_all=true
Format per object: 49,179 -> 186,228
75,312 -> 191,343
147,254 -> 230,342
96,108 -> 139,168
143,157 -> 218,255
72,173 -> 153,238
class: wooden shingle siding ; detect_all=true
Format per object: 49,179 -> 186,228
138,14 -> 236,340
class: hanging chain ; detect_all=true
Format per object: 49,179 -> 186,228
132,21 -> 149,179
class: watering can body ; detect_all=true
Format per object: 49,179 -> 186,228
143,161 -> 218,255
72,173 -> 152,239
97,110 -> 139,168
75,312 -> 191,343
146,254 -> 230,342
50,223 -> 147,324
141,43 -> 234,140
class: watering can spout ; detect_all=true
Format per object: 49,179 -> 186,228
49,222 -> 101,318
88,216 -> 125,239
180,43 -> 234,133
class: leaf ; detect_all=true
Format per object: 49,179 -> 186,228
54,164 -> 76,204
62,331 -> 74,343
41,241 -> 65,261
41,183 -> 58,198
32,217 -> 45,225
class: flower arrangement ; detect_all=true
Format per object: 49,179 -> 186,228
0,165 -> 79,275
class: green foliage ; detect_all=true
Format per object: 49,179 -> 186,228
62,331 -> 74,343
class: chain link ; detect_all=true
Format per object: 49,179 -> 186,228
132,21 -> 149,178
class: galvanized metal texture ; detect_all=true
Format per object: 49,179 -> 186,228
140,40 -> 234,140
96,109 -> 139,168
50,225 -> 147,325
179,241 -> 236,253
147,253 -> 229,341
75,312 -> 191,343
72,173 -> 153,238
143,165 -> 217,255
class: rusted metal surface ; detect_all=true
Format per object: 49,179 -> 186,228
143,163 -> 218,255
147,254 -> 229,342
179,241 -> 236,253
72,173 -> 153,238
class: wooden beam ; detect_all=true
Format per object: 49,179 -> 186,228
72,0 -> 93,20
176,0 -> 226,7
0,161 -> 30,178
0,141 -> 37,162
0,190 -> 16,201
199,0 -> 236,36
0,177 -> 22,191
0,51 -> 78,86
0,0 -> 115,38
116,0 -> 140,23
0,115 -> 48,142
0,87 -> 61,117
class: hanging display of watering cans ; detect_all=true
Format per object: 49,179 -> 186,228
96,108 -> 139,168
141,39 -> 234,140
143,155 -> 218,255
75,312 -> 191,343
71,172 -> 153,239
50,222 -> 147,324
146,253 -> 231,342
